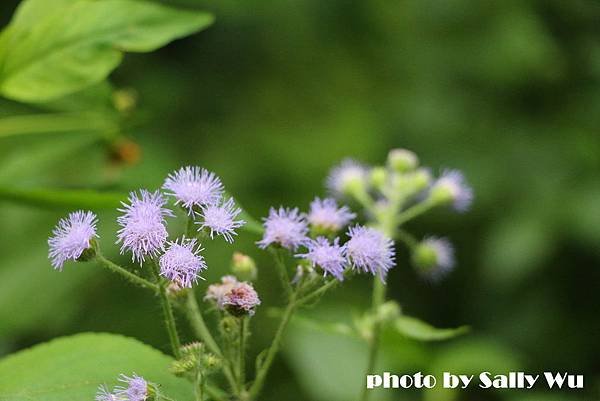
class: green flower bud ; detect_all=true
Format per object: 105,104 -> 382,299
370,167 -> 387,190
387,149 -> 418,172
412,242 -> 438,271
377,301 -> 401,323
231,252 -> 257,281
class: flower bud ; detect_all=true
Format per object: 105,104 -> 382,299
376,301 -> 401,323
370,167 -> 387,190
387,149 -> 418,172
113,88 -> 138,114
412,237 -> 455,280
428,170 -> 473,212
231,252 -> 257,281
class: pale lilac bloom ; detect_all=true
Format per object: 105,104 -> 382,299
48,211 -> 98,270
307,197 -> 355,231
163,166 -> 223,213
197,197 -> 245,243
297,237 -> 347,281
114,374 -> 148,401
257,207 -> 308,250
205,275 -> 238,307
432,169 -> 473,212
419,236 -> 455,281
95,385 -> 122,401
159,238 -> 206,288
223,281 -> 261,316
326,159 -> 368,196
116,190 -> 173,264
346,225 -> 396,282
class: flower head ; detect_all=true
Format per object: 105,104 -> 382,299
95,385 -> 122,401
163,166 -> 223,213
307,197 -> 355,232
197,197 -> 245,243
159,238 -> 206,288
205,276 -> 261,316
114,374 -> 148,401
297,237 -> 347,280
430,169 -> 473,212
257,207 -> 308,250
412,236 -> 455,281
48,211 -> 98,270
326,159 -> 368,197
223,281 -> 261,316
117,190 -> 173,264
205,275 -> 239,307
346,225 -> 396,282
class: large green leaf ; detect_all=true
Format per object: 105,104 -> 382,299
0,112 -> 117,138
0,333 -> 193,401
0,0 -> 214,102
393,315 -> 469,341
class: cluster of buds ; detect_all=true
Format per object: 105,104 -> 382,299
170,342 -> 221,377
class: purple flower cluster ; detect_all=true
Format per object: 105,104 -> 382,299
96,374 -> 148,401
257,207 -> 309,250
307,197 -> 355,232
297,237 -> 347,280
205,275 -> 261,316
431,169 -> 473,212
197,197 -> 245,243
326,159 -> 368,197
159,238 -> 206,288
416,236 -> 455,281
117,190 -> 173,264
163,166 -> 223,213
48,211 -> 98,270
346,225 -> 396,282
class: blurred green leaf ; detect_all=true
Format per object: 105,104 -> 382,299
393,315 -> 469,341
0,0 -> 214,102
0,187 -> 124,209
0,333 -> 193,401
0,112 -> 117,138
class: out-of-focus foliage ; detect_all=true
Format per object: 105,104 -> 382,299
0,0 -> 598,400
0,333 -> 193,401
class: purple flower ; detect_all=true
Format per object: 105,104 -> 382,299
114,374 -> 148,401
257,207 -> 308,250
223,281 -> 261,316
326,159 -> 368,197
307,197 -> 355,232
159,238 -> 206,288
48,211 -> 98,270
163,166 -> 224,213
205,275 -> 238,307
197,197 -> 245,243
95,385 -> 122,401
297,237 -> 347,280
116,190 -> 173,264
414,237 -> 455,281
346,225 -> 396,282
431,169 -> 473,212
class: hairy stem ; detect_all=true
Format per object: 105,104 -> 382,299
270,248 -> 293,296
95,253 -> 158,292
238,317 -> 247,389
395,198 -> 437,225
248,293 -> 297,400
296,278 -> 338,306
150,262 -> 182,359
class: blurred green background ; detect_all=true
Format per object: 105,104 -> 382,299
1,0 -> 599,400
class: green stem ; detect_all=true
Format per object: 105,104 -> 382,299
360,278 -> 386,401
238,317 -> 247,389
395,228 -> 418,249
184,292 -> 238,392
270,248 -> 292,296
150,262 -> 182,359
205,385 -> 228,401
194,370 -> 204,401
296,278 -> 338,305
248,294 -> 297,400
395,199 -> 437,225
95,254 -> 158,292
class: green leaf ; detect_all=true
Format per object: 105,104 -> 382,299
0,0 -> 214,102
0,333 -> 193,401
393,315 -> 469,341
0,187 -> 125,209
